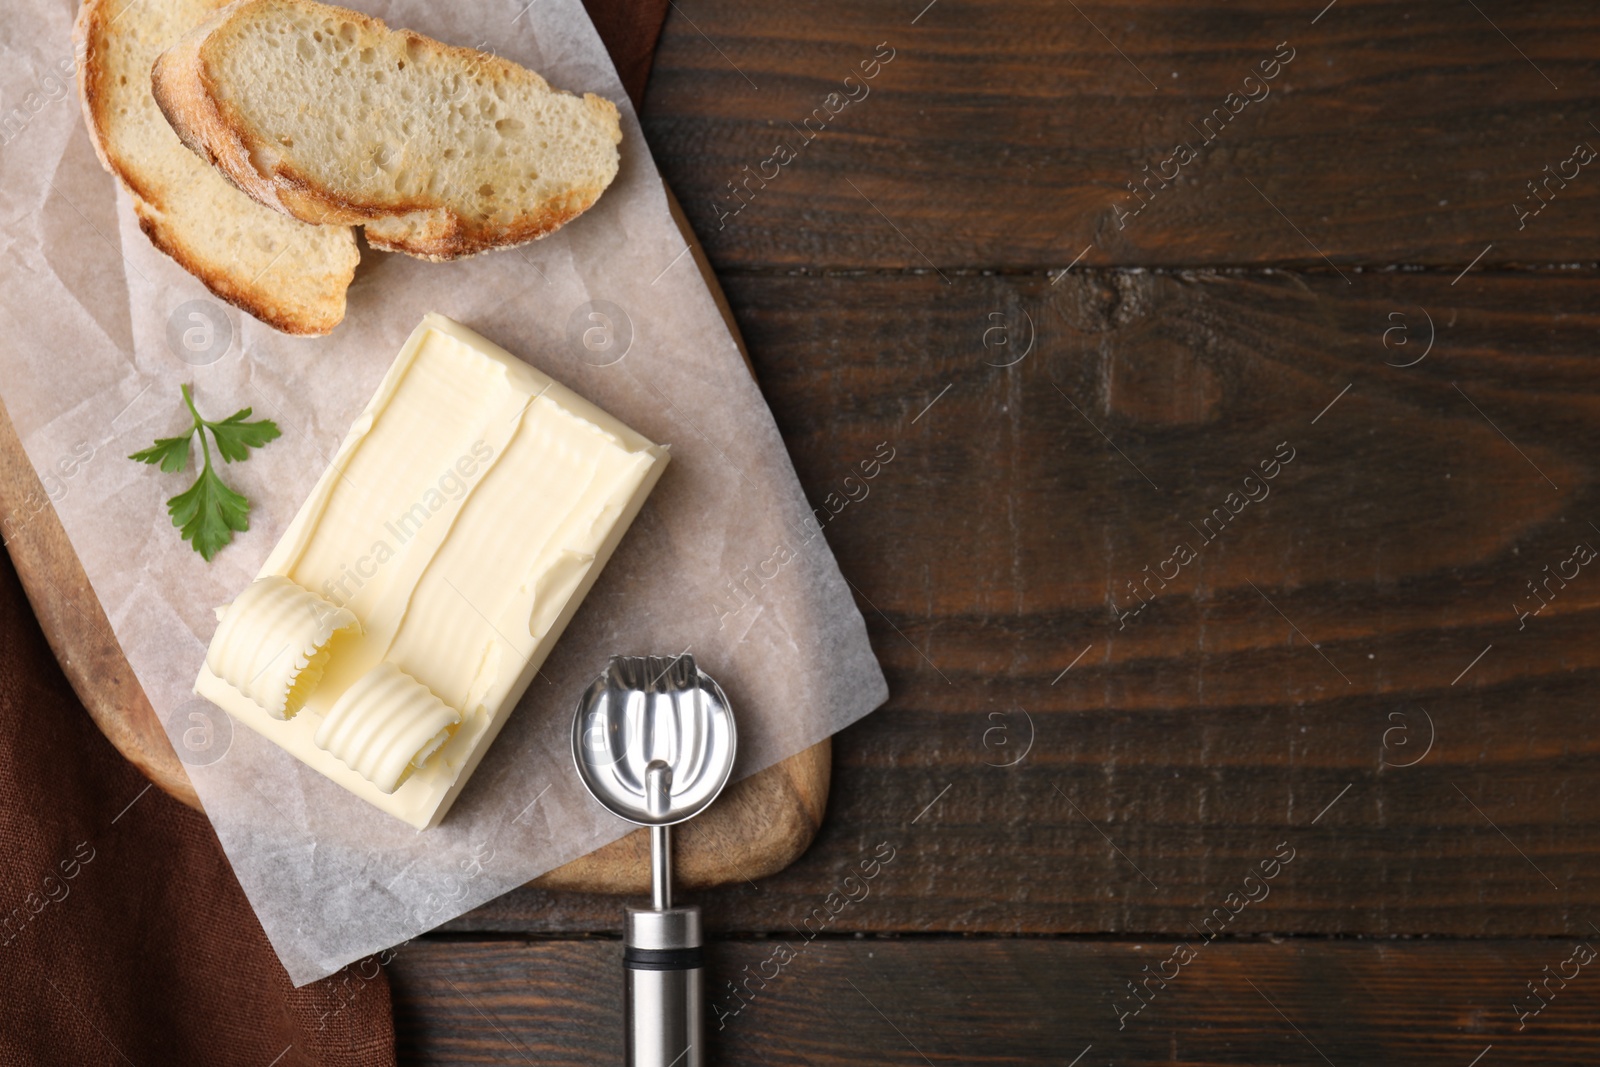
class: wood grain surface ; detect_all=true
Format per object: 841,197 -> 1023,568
388,938 -> 1600,1065
643,0 -> 1600,269
448,270 -> 1600,937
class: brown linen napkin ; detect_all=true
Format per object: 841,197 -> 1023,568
0,546 -> 396,1066
0,0 -> 670,1062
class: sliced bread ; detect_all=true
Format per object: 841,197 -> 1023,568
75,0 -> 358,335
151,0 -> 624,261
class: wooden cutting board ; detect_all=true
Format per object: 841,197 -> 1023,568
0,187 -> 829,895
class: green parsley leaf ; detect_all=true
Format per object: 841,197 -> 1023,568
167,465 -> 251,561
206,407 -> 280,463
128,384 -> 279,561
128,434 -> 191,474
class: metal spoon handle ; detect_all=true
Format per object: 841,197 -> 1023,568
651,823 -> 672,911
646,760 -> 673,912
625,907 -> 703,1067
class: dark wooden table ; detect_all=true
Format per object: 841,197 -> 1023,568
389,1 -> 1600,1062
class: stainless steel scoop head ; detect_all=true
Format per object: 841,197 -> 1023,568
572,654 -> 736,829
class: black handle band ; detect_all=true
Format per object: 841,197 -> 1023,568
623,945 -> 705,971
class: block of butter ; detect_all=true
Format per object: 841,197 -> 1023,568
195,314 -> 669,828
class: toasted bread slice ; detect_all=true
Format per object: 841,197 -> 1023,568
151,0 -> 623,261
75,0 -> 358,335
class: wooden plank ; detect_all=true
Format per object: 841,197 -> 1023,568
391,937 -> 1600,1065
642,0 -> 1600,269
448,269 -> 1600,936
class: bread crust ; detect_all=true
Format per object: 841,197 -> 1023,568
152,0 -> 622,261
133,202 -> 343,335
150,1 -> 312,219
74,0 -> 357,335
74,0 -> 146,201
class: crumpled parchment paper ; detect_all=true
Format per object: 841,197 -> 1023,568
0,0 -> 887,984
